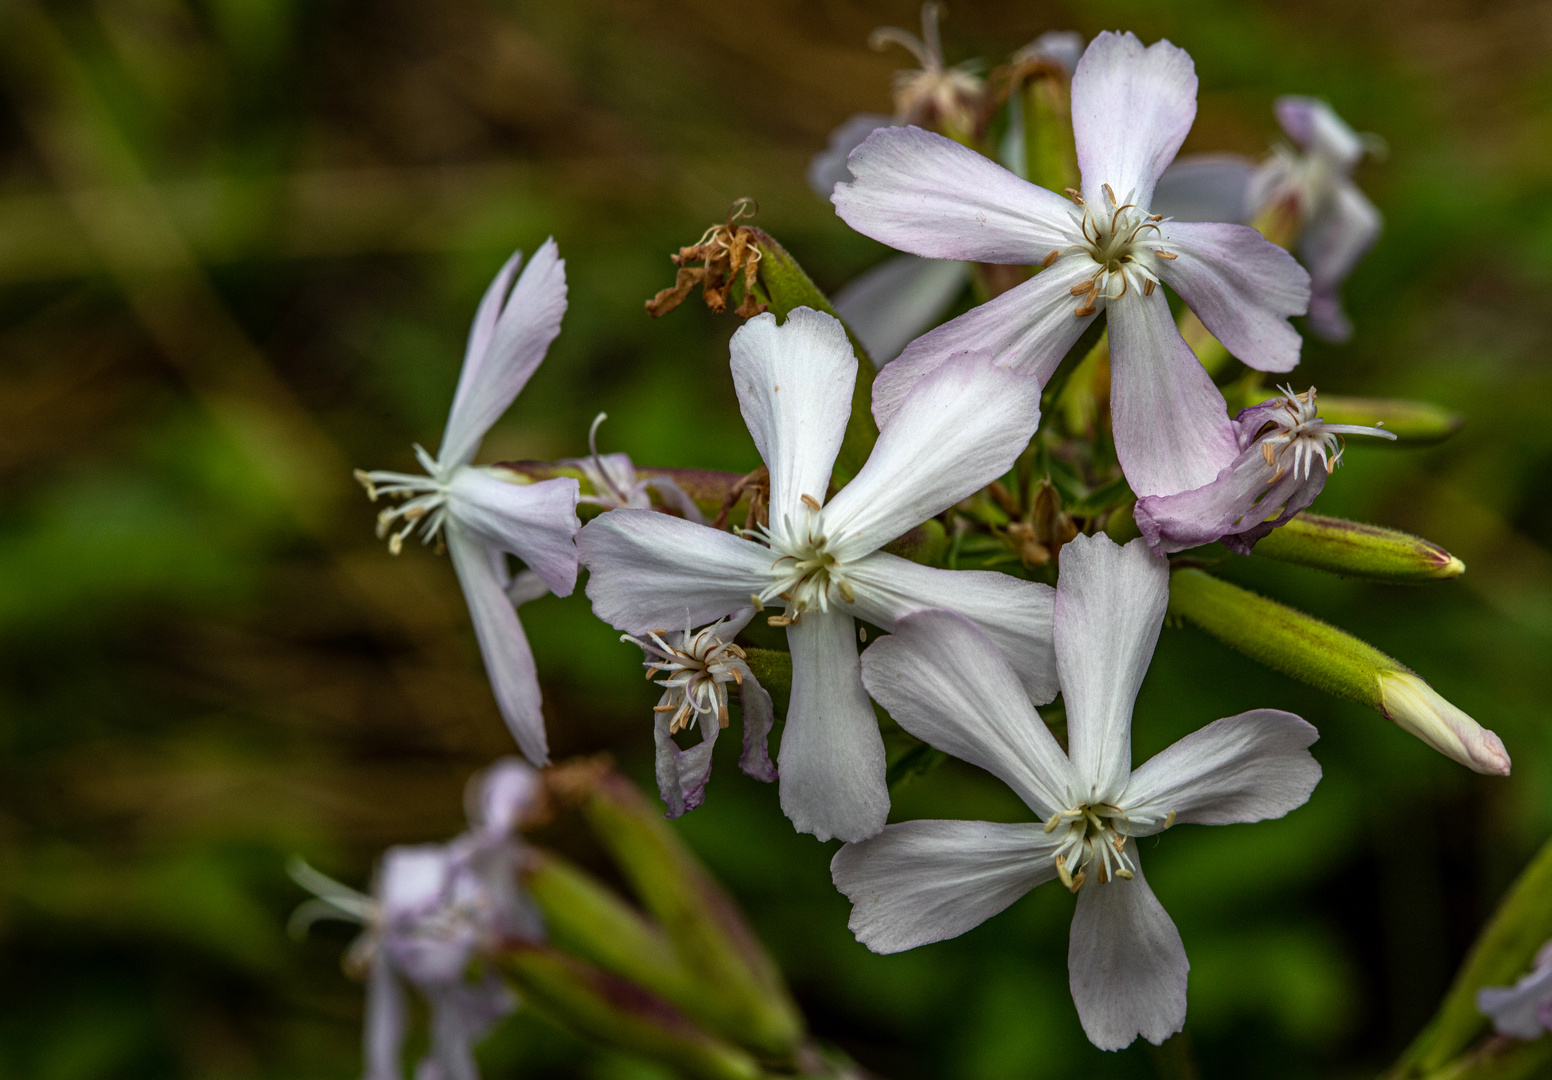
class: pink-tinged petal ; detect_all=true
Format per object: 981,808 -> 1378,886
364,950 -> 410,1080
641,475 -> 708,523
447,468 -> 579,596
653,705 -> 718,818
778,609 -> 888,842
738,676 -> 779,783
871,259 -> 1096,426
422,975 -> 517,1080
1133,445 -> 1324,556
440,239 -> 567,469
832,125 -> 1077,262
447,525 -> 549,766
468,758 -> 543,838
1056,534 -> 1169,802
1068,850 -> 1187,1051
503,568 -> 550,608
1303,180 -> 1382,292
576,510 -> 771,635
1275,96 -> 1365,167
1121,709 -> 1320,833
1307,289 -> 1352,344
824,352 -> 1042,561
1478,964 -> 1552,1040
859,608 -> 1076,817
808,113 -> 892,197
844,552 -> 1059,704
831,820 -> 1060,953
1106,289 -> 1239,497
1150,154 -> 1256,224
1156,221 -> 1308,374
833,254 -> 970,366
1016,30 -> 1085,73
1072,32 -> 1197,209
730,308 -> 856,531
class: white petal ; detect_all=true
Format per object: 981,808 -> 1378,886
468,758 -> 543,838
447,525 -> 550,765
823,352 -> 1042,560
1301,178 -> 1382,293
439,239 -> 567,469
1157,221 -> 1309,373
1056,534 -> 1169,802
1072,33 -> 1197,210
778,609 -> 888,842
364,951 -> 410,1080
1149,154 -> 1256,224
1016,30 -> 1086,73
737,676 -> 779,783
831,820 -> 1060,953
832,125 -> 1078,262
833,255 -> 970,366
871,259 -> 1096,426
1275,96 -> 1365,167
504,568 -> 550,608
844,552 -> 1058,704
808,112 -> 892,197
730,308 -> 857,531
446,468 -> 579,596
1121,709 -> 1321,832
1106,289 -> 1239,498
1478,965 -> 1552,1040
576,510 -> 771,635
1068,850 -> 1188,1051
859,608 -> 1076,817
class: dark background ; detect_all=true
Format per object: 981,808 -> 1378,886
0,1 -> 1548,1077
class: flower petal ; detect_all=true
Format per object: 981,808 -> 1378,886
730,308 -> 857,531
1056,534 -> 1169,802
778,609 -> 888,842
1121,709 -> 1320,833
1072,32 -> 1197,210
1106,289 -> 1239,497
653,705 -> 718,818
448,468 -> 580,596
447,525 -> 550,766
1156,221 -> 1309,373
364,951 -> 410,1080
738,676 -> 779,783
1016,30 -> 1086,73
844,552 -> 1058,703
421,975 -> 517,1080
1478,964 -> 1552,1040
1068,850 -> 1187,1051
1149,154 -> 1256,224
577,510 -> 772,635
831,820 -> 1060,953
871,260 -> 1097,426
833,254 -> 970,366
823,352 -> 1043,560
859,608 -> 1076,817
468,758 -> 543,839
808,112 -> 892,197
1275,96 -> 1365,167
832,125 -> 1077,262
1302,180 -> 1381,343
440,239 -> 567,469
1133,444 -> 1324,556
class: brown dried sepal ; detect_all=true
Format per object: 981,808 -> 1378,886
645,199 -> 770,320
1004,480 -> 1079,568
712,464 -> 770,533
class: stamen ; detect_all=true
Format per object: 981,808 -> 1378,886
1040,249 -> 1060,268
800,494 -> 822,511
1064,187 -> 1084,205
1164,810 -> 1176,829
1074,305 -> 1097,318
1154,249 -> 1177,260
1143,279 -> 1156,296
1102,183 -> 1117,205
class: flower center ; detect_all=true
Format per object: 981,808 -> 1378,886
1254,386 -> 1395,483
626,625 -> 748,734
1043,802 -> 1174,892
752,501 -> 856,625
1054,184 -> 1174,317
355,444 -> 451,554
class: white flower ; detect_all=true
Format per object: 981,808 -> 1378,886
356,241 -> 580,765
291,759 -> 545,1080
578,307 -> 1058,842
1478,939 -> 1552,1039
564,412 -> 705,522
624,609 -> 777,817
832,32 -> 1312,499
831,533 -> 1322,1050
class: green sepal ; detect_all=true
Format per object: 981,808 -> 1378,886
1251,513 -> 1466,583
577,770 -> 806,1058
749,229 -> 878,483
1389,837 -> 1552,1077
500,945 -> 765,1080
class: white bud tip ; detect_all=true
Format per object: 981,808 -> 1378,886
1379,671 -> 1511,776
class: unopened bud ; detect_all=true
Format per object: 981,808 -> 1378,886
1378,670 -> 1511,776
1314,394 -> 1464,445
1252,513 -> 1465,583
1169,569 -> 1509,774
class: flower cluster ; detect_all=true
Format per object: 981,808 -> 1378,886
335,10 -> 1515,1066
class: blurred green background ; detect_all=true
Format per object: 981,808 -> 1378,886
0,0 -> 1548,1077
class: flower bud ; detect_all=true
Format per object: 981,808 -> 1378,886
1252,513 -> 1465,583
1378,670 -> 1511,776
